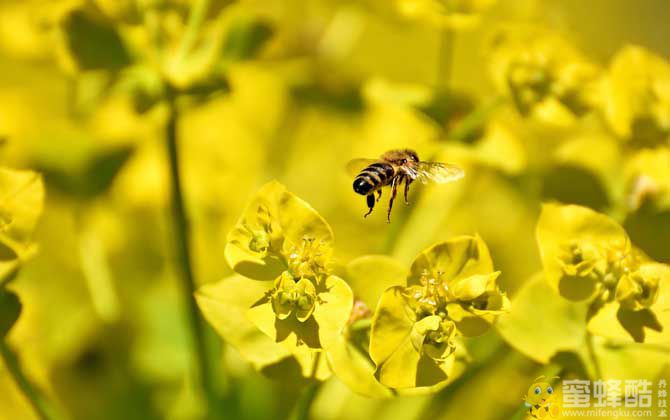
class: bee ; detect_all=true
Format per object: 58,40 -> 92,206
348,149 -> 464,222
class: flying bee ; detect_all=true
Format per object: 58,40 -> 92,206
348,149 -> 464,222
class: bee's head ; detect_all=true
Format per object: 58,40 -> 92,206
382,149 -> 420,165
404,149 -> 419,163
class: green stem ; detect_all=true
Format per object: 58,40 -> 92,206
436,29 -> 454,89
417,340 -> 508,420
165,93 -> 215,407
0,340 -> 57,420
289,353 -> 322,420
448,96 -> 506,142
289,383 -> 319,420
586,332 -> 602,380
175,0 -> 212,65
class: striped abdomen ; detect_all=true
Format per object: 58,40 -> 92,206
353,163 -> 395,195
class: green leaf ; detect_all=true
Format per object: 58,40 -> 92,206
114,66 -> 165,114
0,167 -> 43,285
179,74 -> 231,103
0,167 -> 44,247
0,289 -> 21,337
496,273 -> 589,363
407,235 -> 494,286
195,275 -> 290,370
37,146 -> 133,200
541,165 -> 610,212
221,17 -> 273,62
313,276 -> 354,350
325,334 -> 394,398
625,201 -> 670,263
369,287 -> 415,367
198,275 -> 332,380
62,9 -> 132,71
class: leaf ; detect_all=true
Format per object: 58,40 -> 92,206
369,287 -> 415,367
0,289 -> 21,337
325,334 -> 394,398
0,167 -> 43,284
369,287 -> 454,389
62,9 -> 132,71
180,75 -> 231,103
496,273 -> 589,364
195,275 -> 290,370
37,146 -> 133,200
345,255 -> 406,309
407,235 -> 494,286
541,165 -> 610,212
312,276 -> 354,350
0,167 -> 44,247
221,17 -> 274,62
591,334 -> 670,381
625,201 -> 670,263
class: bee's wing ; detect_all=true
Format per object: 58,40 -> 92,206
415,162 -> 464,184
346,158 -> 379,176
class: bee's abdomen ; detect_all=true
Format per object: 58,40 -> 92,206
353,163 -> 394,195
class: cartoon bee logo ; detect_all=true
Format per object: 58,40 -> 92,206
524,376 -> 561,419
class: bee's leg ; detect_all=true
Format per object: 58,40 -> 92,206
364,194 -> 375,218
403,176 -> 412,205
387,178 -> 398,223
376,189 -> 382,202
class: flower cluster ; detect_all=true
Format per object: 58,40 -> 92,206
198,181 -> 352,379
488,30 -> 601,119
369,235 -> 509,390
537,203 -> 669,342
197,182 -> 509,396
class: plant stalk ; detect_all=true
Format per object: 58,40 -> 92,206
165,94 -> 215,408
436,29 -> 454,89
0,340 -> 57,420
586,332 -> 603,380
289,353 -> 322,420
175,0 -> 212,65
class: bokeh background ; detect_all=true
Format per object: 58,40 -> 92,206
1,0 -> 669,419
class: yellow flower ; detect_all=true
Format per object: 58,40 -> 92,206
615,270 -> 660,311
603,46 -> 670,145
488,29 -> 601,121
225,181 -> 333,281
271,273 -> 318,322
370,236 -> 507,390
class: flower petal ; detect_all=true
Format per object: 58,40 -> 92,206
313,276 -> 353,350
407,235 -> 494,286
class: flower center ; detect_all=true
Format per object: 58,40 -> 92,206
285,237 -> 330,279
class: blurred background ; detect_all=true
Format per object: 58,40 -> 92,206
0,0 -> 669,419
